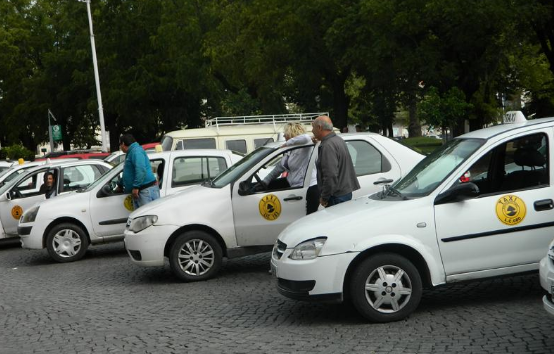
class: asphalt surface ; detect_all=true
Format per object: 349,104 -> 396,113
0,240 -> 553,354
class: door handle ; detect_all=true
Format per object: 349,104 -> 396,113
284,196 -> 303,201
534,199 -> 554,211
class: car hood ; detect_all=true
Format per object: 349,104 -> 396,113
129,184 -> 231,224
278,195 -> 434,255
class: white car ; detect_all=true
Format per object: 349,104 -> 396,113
0,161 -> 14,174
539,241 -> 554,316
0,159 -> 78,188
18,150 -> 242,262
0,159 -> 112,240
271,111 -> 554,323
124,133 -> 424,282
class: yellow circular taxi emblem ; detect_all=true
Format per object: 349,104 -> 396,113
11,206 -> 23,220
496,195 -> 526,226
259,194 -> 281,221
124,195 -> 135,212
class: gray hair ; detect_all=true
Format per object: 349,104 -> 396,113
313,119 -> 334,131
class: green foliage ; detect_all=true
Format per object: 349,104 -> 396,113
418,86 -> 473,129
401,137 -> 443,155
0,144 -> 35,161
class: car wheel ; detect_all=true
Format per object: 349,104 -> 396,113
46,223 -> 89,263
350,253 -> 422,323
169,231 -> 222,282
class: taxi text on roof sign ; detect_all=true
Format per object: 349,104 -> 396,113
503,111 -> 526,124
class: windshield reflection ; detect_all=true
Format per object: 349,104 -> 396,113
392,138 -> 485,198
211,147 -> 275,188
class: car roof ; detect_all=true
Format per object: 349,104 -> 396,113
20,159 -> 112,174
146,149 -> 239,159
460,116 -> 554,140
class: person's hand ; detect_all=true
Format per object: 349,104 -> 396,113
320,198 -> 328,207
132,188 -> 139,199
311,136 -> 318,144
114,185 -> 123,193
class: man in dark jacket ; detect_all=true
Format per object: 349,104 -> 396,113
312,116 -> 360,207
118,133 -> 159,209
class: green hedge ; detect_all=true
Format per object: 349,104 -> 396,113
0,144 -> 35,161
401,137 -> 443,155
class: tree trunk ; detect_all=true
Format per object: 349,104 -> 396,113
407,94 -> 421,137
331,79 -> 349,130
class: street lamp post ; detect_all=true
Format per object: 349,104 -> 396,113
47,109 -> 57,153
80,0 -> 108,152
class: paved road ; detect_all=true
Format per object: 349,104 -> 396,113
0,240 -> 553,354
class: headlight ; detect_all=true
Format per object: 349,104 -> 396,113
289,237 -> 327,260
127,215 -> 158,233
20,206 -> 40,224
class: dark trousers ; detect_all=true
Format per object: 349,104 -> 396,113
327,192 -> 352,207
306,185 -> 320,214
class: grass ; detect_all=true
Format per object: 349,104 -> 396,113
401,136 -> 443,155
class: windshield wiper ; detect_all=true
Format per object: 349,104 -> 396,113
387,186 -> 409,200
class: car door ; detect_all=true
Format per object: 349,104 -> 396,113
435,130 -> 554,276
0,168 -> 52,235
165,155 -> 229,196
232,145 -> 315,246
345,138 -> 402,198
89,168 -> 131,237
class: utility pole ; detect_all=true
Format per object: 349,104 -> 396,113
80,0 -> 108,152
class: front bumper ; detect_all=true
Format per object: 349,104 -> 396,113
124,224 -> 178,266
271,248 -> 357,302
19,221 -> 43,250
539,255 -> 554,317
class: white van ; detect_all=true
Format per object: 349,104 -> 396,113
160,113 -> 328,154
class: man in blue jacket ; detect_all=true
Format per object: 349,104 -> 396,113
118,133 -> 160,209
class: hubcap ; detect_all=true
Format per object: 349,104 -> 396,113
364,265 -> 412,314
177,239 -> 215,276
52,229 -> 82,258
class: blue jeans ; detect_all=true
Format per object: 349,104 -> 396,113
327,193 -> 352,207
133,185 -> 160,210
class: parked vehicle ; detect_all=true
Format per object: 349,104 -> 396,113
271,111 -> 554,322
0,159 -> 112,240
18,149 -> 243,262
539,240 -> 554,317
124,133 -> 424,282
36,150 -> 110,161
160,113 -> 328,154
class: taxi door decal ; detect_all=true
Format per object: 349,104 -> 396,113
259,194 -> 281,221
11,205 -> 23,220
124,195 -> 135,212
496,194 -> 526,226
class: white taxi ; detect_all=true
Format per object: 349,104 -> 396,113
124,133 -> 423,282
18,150 -> 242,262
1,159 -> 112,240
271,111 -> 554,322
539,241 -> 554,316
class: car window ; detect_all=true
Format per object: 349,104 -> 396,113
254,138 -> 274,149
172,156 -> 228,187
150,159 -> 164,188
12,169 -> 50,198
62,165 -> 102,192
226,140 -> 247,154
176,138 -> 217,150
346,140 -> 390,176
458,132 -> 548,195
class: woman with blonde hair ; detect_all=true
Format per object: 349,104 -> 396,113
262,123 -> 319,214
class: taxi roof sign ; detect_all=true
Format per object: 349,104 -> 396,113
503,111 -> 526,124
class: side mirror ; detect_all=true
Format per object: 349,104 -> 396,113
97,184 -> 113,198
435,182 -> 479,205
238,181 -> 251,196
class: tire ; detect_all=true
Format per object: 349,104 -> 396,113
349,253 -> 422,323
46,223 -> 89,263
169,231 -> 223,282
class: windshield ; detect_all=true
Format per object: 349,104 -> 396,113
161,135 -> 173,151
392,138 -> 485,198
83,164 -> 123,192
211,146 -> 275,188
